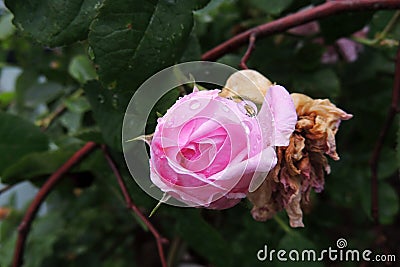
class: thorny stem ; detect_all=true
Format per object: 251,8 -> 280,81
12,142 -> 98,267
100,145 -> 168,267
239,33 -> 257,70
202,0 -> 400,61
369,46 -> 400,225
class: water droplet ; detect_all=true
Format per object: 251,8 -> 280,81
112,94 -> 118,108
242,121 -> 252,135
97,94 -> 105,104
166,119 -> 174,126
108,80 -> 117,90
222,105 -> 230,112
190,100 -> 201,110
256,134 -> 261,143
237,101 -> 257,117
88,46 -> 95,60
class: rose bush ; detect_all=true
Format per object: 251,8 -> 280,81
148,80 -> 297,209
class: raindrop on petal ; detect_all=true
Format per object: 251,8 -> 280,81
190,100 -> 201,110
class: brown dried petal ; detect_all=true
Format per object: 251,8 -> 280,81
285,134 -> 305,176
248,92 -> 352,228
292,93 -> 352,160
285,182 -> 304,228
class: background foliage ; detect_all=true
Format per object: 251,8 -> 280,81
0,0 -> 399,266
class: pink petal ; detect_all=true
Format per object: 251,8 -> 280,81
266,85 -> 297,146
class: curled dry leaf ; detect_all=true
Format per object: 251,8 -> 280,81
248,92 -> 352,228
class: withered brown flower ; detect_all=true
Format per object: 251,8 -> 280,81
248,93 -> 352,227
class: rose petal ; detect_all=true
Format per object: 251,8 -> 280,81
266,85 -> 297,146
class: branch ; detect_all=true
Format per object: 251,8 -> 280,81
38,104 -> 66,130
239,33 -> 257,70
0,184 -> 14,196
202,0 -> 400,61
369,45 -> 400,225
12,142 -> 97,267
100,145 -> 168,267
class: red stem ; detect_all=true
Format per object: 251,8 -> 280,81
239,33 -> 257,70
369,46 -> 400,224
101,145 -> 168,267
202,0 -> 400,61
12,142 -> 98,267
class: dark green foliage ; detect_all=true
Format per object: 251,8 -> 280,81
1,1 -> 399,267
5,0 -> 103,46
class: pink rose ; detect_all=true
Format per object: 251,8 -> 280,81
149,85 -> 296,209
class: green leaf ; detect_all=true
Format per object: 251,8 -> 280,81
0,91 -> 15,108
84,80 -> 125,150
174,209 -> 233,267
276,233 -> 323,267
180,30 -> 202,61
25,211 -> 66,267
72,128 -> 104,144
378,148 -> 398,180
64,97 -> 91,114
5,0 -> 103,46
320,11 -> 373,43
146,88 -> 179,134
0,12 -> 15,40
292,68 -> 340,99
0,231 -> 17,267
68,55 -> 97,84
0,112 -> 49,174
2,148 -> 76,185
360,182 -> 399,225
59,111 -> 82,134
378,184 -> 399,225
24,82 -> 64,107
397,117 -> 400,168
249,0 -> 293,15
89,0 -> 209,93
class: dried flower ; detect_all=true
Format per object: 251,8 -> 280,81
248,93 -> 352,227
